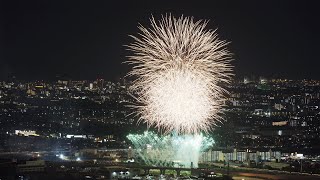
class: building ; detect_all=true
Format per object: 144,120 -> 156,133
200,149 -> 281,163
17,160 -> 45,173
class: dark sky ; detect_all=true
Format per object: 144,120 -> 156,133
1,0 -> 320,81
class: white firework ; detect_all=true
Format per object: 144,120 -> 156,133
126,15 -> 233,134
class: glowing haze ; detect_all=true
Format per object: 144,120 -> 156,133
127,131 -> 214,168
126,15 -> 233,134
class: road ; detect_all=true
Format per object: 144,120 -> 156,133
230,172 -> 320,180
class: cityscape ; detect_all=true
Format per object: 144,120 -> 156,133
1,77 -> 320,179
2,1 -> 320,180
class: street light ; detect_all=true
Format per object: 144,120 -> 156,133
59,154 -> 64,159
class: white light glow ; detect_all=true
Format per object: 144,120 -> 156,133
59,154 -> 64,159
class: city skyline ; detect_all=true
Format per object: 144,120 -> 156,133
2,1 -> 320,81
2,1 -> 320,179
1,69 -> 320,178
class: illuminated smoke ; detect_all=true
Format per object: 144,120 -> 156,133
127,131 -> 214,167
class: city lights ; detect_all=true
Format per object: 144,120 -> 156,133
1,1 -> 320,178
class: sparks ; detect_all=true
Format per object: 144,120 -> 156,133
127,131 -> 214,168
126,15 -> 232,134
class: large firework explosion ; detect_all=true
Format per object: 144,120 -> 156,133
127,131 -> 214,168
126,15 -> 232,134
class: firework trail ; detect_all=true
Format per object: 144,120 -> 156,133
126,15 -> 232,134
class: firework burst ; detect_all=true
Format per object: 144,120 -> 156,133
126,15 -> 233,134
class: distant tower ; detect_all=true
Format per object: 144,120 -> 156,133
97,78 -> 104,90
128,146 -> 133,159
259,77 -> 267,84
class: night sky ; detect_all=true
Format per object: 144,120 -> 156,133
1,0 -> 320,80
